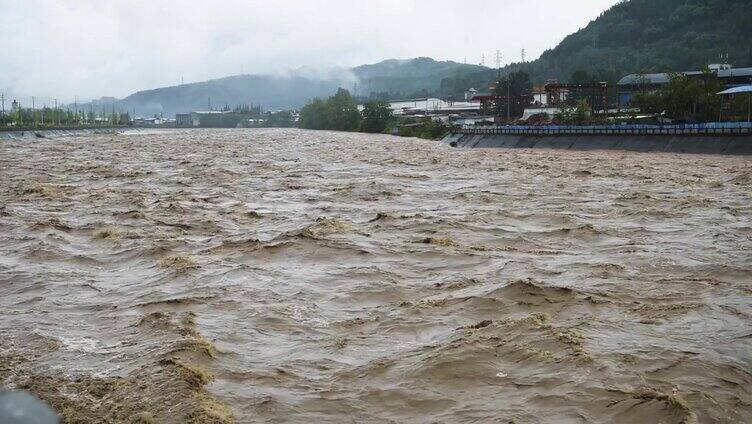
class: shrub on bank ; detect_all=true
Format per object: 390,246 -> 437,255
394,117 -> 449,140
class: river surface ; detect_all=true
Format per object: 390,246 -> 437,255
1,128 -> 751,423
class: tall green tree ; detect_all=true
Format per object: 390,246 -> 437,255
632,69 -> 721,122
360,101 -> 393,133
493,70 -> 532,119
299,88 -> 361,131
325,88 -> 361,131
299,98 -> 328,129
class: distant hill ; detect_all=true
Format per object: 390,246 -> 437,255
352,57 -> 487,98
76,0 -> 752,117
80,74 -> 349,119
77,58 -> 483,118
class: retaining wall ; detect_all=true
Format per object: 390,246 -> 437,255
443,133 -> 752,155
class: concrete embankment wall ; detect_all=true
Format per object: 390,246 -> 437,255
0,127 -> 138,141
443,133 -> 752,155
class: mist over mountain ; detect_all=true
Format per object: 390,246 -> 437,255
76,0 -> 752,118
78,58 -> 485,118
99,75 -> 348,118
352,58 -> 487,98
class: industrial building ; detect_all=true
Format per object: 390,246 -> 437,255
617,64 -> 752,107
175,113 -> 192,127
185,110 -> 234,127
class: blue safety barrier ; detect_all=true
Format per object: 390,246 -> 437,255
457,122 -> 752,135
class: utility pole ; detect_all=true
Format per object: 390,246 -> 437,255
507,77 -> 511,123
495,50 -> 505,122
53,99 -> 58,125
32,96 -> 35,127
1,92 -> 5,127
719,96 -> 723,122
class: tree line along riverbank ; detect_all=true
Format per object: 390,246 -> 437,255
298,88 -> 450,140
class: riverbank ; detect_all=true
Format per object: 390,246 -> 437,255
0,124 -> 128,132
444,133 -> 752,155
0,127 -> 150,141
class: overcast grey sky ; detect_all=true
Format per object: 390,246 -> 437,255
0,0 -> 619,102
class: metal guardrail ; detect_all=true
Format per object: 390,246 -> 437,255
458,122 -> 752,136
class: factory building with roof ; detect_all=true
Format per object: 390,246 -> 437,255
617,64 -> 752,107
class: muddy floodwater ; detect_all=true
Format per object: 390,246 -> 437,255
1,128 -> 751,423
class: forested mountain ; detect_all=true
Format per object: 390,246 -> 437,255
538,0 -> 751,77
440,0 -> 752,97
76,0 -> 752,117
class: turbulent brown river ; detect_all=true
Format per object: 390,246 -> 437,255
1,128 -> 751,423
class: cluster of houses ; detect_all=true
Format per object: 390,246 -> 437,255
375,63 -> 752,125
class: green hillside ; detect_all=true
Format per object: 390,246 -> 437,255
439,0 -> 752,97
